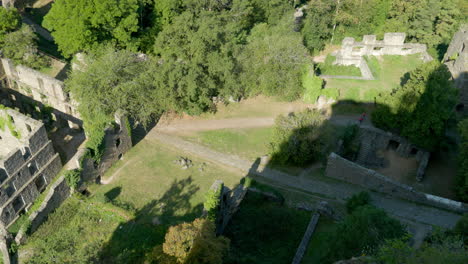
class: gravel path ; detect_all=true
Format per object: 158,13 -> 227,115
147,131 -> 462,229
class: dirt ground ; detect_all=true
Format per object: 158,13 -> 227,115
376,149 -> 458,200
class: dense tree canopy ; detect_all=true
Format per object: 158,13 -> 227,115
371,61 -> 458,150
43,0 -> 141,57
0,7 -> 21,43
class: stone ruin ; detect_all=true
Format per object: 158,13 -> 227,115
0,58 -> 81,130
350,125 -> 430,182
443,25 -> 468,113
0,108 -> 62,228
329,33 -> 432,80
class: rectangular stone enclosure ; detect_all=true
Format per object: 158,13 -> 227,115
0,108 -> 62,227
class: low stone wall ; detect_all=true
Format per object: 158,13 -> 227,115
291,212 -> 320,264
14,175 -> 70,245
326,153 -> 468,213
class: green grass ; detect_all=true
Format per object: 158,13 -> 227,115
224,191 -> 311,264
182,127 -> 274,160
22,139 -> 244,263
302,66 -> 339,103
317,55 -> 362,77
325,54 -> 425,103
301,217 -> 337,264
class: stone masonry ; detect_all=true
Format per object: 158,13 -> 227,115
0,58 -> 81,129
0,108 -> 62,227
443,25 -> 468,112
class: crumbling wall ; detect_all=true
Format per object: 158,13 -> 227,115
355,126 -> 430,181
77,111 -> 132,189
0,108 -> 63,227
326,153 -> 467,213
443,25 -> 468,111
0,58 -> 81,128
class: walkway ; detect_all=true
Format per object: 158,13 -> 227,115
147,131 -> 462,229
22,16 -> 53,42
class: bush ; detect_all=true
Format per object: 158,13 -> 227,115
269,109 -> 333,166
346,191 -> 371,213
302,67 -> 339,103
203,184 -> 223,221
64,170 -> 81,190
341,124 -> 360,160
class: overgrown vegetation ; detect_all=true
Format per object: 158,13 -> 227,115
346,191 -> 371,213
0,106 -> 21,139
203,183 -> 223,221
372,61 -> 458,150
270,109 -> 333,166
64,169 -> 81,190
457,120 -> 468,202
302,66 -> 339,103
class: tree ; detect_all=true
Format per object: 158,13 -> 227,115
371,62 -> 458,150
269,109 -> 333,166
457,120 -> 468,202
162,218 -> 229,264
321,205 -> 406,263
0,7 -> 21,43
1,25 -> 50,69
43,0 -> 141,57
153,10 -> 243,114
239,19 -> 308,100
301,0 -> 334,53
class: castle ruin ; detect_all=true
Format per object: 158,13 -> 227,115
0,107 -> 62,227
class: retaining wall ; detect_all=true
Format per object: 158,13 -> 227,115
326,153 -> 467,213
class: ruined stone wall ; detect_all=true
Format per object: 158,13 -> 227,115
443,25 -> 468,110
326,153 -> 467,213
0,108 -> 62,227
77,111 -> 132,189
0,58 -> 81,127
355,125 -> 430,181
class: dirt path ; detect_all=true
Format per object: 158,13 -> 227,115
101,157 -> 135,185
156,114 -> 372,134
147,131 -> 461,229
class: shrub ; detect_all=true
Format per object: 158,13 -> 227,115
303,67 -> 339,103
341,124 -> 360,161
64,169 -> 81,190
203,184 -> 223,221
269,109 -> 333,166
346,191 -> 371,213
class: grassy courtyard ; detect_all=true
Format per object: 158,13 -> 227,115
21,139 -> 244,263
325,54 -> 425,103
182,127 -> 274,160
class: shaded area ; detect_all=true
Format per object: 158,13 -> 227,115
98,177 -> 203,263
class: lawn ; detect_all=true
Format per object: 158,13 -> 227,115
181,127 -> 274,161
224,191 -> 311,264
21,139 -> 244,263
324,54 -> 425,103
301,217 -> 337,264
317,55 -> 362,76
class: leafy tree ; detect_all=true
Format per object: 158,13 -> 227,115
239,19 -> 308,100
301,0 -> 334,53
153,10 -> 243,114
1,25 -> 50,69
162,218 -> 229,264
346,191 -> 370,213
270,109 -> 333,166
457,120 -> 468,202
43,0 -> 141,57
0,7 -> 21,43
320,205 -> 406,263
371,61 -> 457,150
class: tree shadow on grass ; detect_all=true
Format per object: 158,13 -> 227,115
99,176 -> 203,264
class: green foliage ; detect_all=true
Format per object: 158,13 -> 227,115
64,169 -> 81,190
454,214 -> 468,244
372,61 -> 458,150
457,120 -> 468,202
316,55 -> 362,77
302,67 -> 339,103
239,19 -> 309,101
9,242 -> 18,254
224,191 -> 310,264
375,235 -> 468,264
43,0 -> 141,57
203,184 -> 223,221
270,109 -> 333,166
0,7 -> 21,42
162,218 -> 230,264
346,191 -> 371,213
0,107 -> 21,139
1,25 -> 50,70
301,0 -> 334,53
320,205 -> 406,263
341,124 -> 360,161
